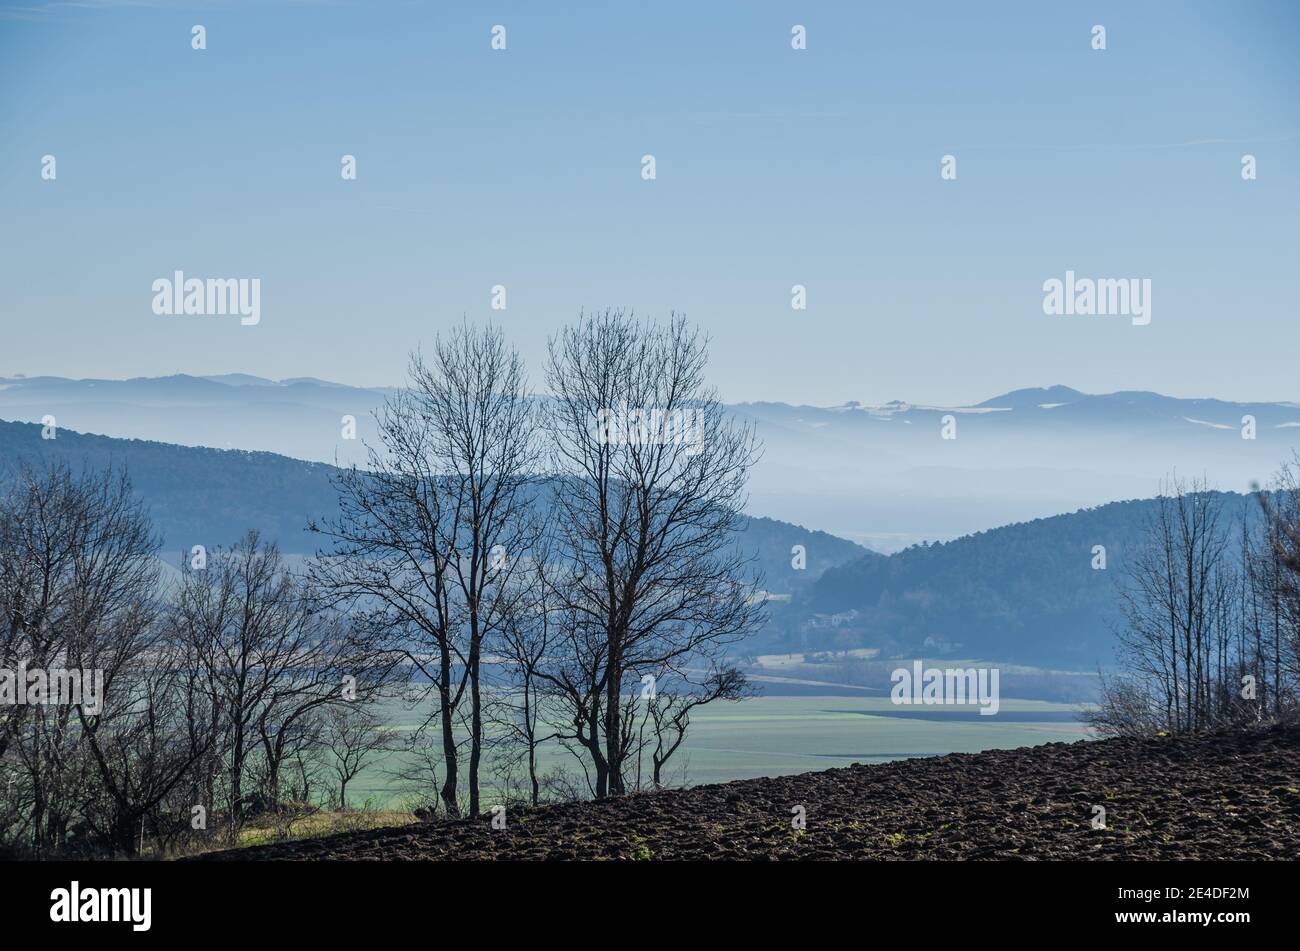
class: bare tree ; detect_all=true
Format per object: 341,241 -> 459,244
252,603 -> 397,810
0,462 -> 101,771
309,386 -> 463,815
310,323 -> 539,818
173,532 -> 383,841
77,632 -> 219,856
640,666 -> 750,789
0,461 -> 187,855
0,461 -> 220,856
1093,477 -> 1245,734
540,310 -> 764,796
321,703 -> 391,811
420,323 -> 540,816
383,727 -> 446,818
283,714 -> 329,805
1256,455 -> 1300,701
488,548 -> 562,806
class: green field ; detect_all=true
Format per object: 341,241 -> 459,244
344,695 -> 1092,810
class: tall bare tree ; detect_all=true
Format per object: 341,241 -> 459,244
311,322 -> 538,817
540,310 -> 763,796
310,382 -> 463,815
421,323 -> 540,816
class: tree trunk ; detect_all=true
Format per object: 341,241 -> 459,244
469,633 -> 482,818
605,639 -> 624,796
438,649 -> 460,818
228,723 -> 247,844
114,812 -> 140,858
266,752 -> 283,810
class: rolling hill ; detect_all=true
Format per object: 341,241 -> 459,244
762,492 -> 1261,669
3,375 -> 1296,551
0,419 -> 865,595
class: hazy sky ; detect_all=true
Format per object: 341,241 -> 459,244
1,1 -> 1297,406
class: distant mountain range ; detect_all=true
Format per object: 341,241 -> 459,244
734,387 -> 1297,550
2,374 -> 1296,551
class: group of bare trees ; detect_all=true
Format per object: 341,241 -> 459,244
1091,466 -> 1300,735
313,311 -> 762,816
0,464 -> 396,857
1,310 -> 764,854
0,462 -> 177,856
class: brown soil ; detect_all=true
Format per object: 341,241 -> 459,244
200,724 -> 1300,861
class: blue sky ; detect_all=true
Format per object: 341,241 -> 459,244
1,0 -> 1297,405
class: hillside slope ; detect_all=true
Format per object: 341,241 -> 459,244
0,419 -> 340,554
0,419 -> 864,593
763,494 -> 1261,667
6,375 -> 1296,546
202,725 -> 1299,861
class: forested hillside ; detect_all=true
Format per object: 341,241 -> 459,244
0,419 -> 339,553
764,494 -> 1261,669
0,419 -> 863,592
1,418 -> 1267,671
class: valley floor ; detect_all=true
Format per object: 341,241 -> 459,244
202,724 -> 1300,861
